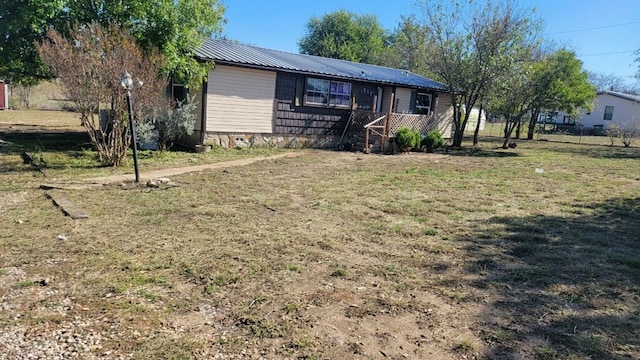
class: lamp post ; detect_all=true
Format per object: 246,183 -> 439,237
121,71 -> 140,183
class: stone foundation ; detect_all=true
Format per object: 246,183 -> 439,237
202,132 -> 341,149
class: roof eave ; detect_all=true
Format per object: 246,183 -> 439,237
201,59 -> 448,92
597,90 -> 640,103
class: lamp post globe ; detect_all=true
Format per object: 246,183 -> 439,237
121,71 -> 133,90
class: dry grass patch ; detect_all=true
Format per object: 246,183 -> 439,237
1,126 -> 639,359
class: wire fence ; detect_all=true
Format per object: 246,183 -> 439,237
472,121 -> 622,146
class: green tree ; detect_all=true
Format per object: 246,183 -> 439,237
298,10 -> 390,64
0,0 -> 225,87
416,0 -> 541,148
384,16 -> 430,74
491,49 -> 595,147
533,50 -> 594,138
0,1 -> 67,90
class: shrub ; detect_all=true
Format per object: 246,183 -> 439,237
395,127 -> 421,151
421,129 -> 445,152
37,22 -> 170,166
139,95 -> 196,151
605,124 -> 620,146
605,122 -> 640,148
619,127 -> 639,148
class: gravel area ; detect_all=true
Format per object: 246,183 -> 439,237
0,266 -> 129,359
0,322 -> 116,360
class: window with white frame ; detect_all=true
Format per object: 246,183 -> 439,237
415,93 -> 432,114
603,106 -> 614,120
305,78 -> 351,107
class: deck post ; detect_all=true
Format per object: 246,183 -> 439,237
382,92 -> 395,152
364,127 -> 370,153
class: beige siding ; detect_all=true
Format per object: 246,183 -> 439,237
435,93 -> 454,138
395,88 -> 413,113
380,87 -> 394,113
206,65 -> 276,133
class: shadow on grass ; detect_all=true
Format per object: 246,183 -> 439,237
468,135 -> 640,159
1,130 -> 92,153
460,196 -> 640,359
445,147 -> 521,158
0,130 -> 100,172
544,143 -> 640,160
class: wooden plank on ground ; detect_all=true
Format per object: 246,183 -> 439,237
22,151 -> 48,177
45,190 -> 89,219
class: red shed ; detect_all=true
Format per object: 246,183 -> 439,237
0,80 -> 7,110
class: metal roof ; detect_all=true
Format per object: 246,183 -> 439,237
598,90 -> 640,103
195,39 -> 449,92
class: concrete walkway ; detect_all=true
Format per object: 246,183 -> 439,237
41,152 -> 304,190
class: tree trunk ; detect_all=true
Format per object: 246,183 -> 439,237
527,108 -> 539,140
17,85 -> 32,110
515,118 -> 522,139
451,103 -> 463,147
503,118 -> 509,138
502,119 -> 517,148
473,103 -> 483,145
502,110 -> 529,148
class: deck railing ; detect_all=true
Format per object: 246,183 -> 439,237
363,115 -> 387,153
387,113 -> 437,136
343,110 -> 437,152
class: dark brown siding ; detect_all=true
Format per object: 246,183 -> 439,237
274,73 -> 378,136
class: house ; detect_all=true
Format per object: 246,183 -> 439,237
538,110 -> 575,126
536,110 -> 577,133
188,39 -> 454,149
578,90 -> 640,134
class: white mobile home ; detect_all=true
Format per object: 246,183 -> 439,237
579,90 -> 640,132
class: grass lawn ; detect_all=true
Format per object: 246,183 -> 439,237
1,111 -> 639,359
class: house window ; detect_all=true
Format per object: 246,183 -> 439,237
330,81 -> 351,106
604,106 -> 614,120
172,82 -> 187,103
305,78 -> 351,107
415,93 -> 432,115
